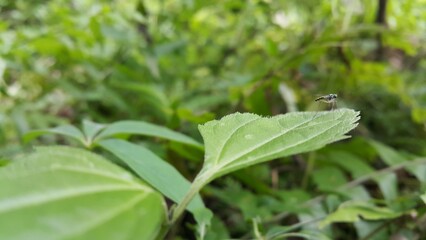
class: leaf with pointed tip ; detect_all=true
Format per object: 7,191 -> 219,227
196,109 -> 360,183
0,146 -> 166,240
319,201 -> 402,228
99,139 -> 213,229
98,139 -> 207,213
369,140 -> 426,182
23,125 -> 85,144
95,120 -> 203,149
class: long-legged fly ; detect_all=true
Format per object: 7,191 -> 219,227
315,93 -> 338,110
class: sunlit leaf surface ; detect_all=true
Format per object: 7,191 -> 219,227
197,109 -> 360,181
320,201 -> 402,228
0,147 -> 166,240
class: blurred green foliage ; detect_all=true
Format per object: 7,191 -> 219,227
1,0 -> 426,239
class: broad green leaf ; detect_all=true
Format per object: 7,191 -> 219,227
23,125 -> 86,144
98,139 -> 211,224
319,201 -> 402,228
0,146 -> 166,240
196,109 -> 360,183
95,120 -> 203,149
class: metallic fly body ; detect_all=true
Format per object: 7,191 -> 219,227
315,94 -> 338,110
315,94 -> 338,103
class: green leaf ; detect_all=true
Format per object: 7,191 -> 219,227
319,201 -> 402,228
95,120 -> 203,149
312,166 -> 348,192
327,151 -> 374,178
327,151 -> 396,201
23,125 -> 86,145
82,120 -> 106,144
376,173 -> 398,201
369,140 -> 406,165
196,109 -> 360,183
369,140 -> 426,182
0,146 -> 166,240
98,139 -> 210,222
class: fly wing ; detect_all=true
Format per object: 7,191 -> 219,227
315,96 -> 325,102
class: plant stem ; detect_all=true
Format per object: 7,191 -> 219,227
252,217 -> 265,240
156,171 -> 210,239
170,179 -> 205,224
302,152 -> 316,189
268,216 -> 325,239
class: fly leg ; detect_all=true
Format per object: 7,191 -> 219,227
330,100 -> 337,111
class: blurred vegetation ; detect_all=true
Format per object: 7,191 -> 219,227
1,0 -> 426,239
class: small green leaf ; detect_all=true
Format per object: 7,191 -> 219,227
0,146 -> 166,240
319,201 -> 402,228
23,125 -> 86,144
95,120 -> 203,149
196,109 -> 360,183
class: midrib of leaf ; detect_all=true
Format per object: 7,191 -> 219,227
224,119 -> 347,170
0,185 -> 146,214
213,117 -> 259,165
52,166 -> 145,188
62,194 -> 147,239
218,114 -> 337,168
1,165 -> 144,189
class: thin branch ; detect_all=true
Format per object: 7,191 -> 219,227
374,0 -> 388,60
267,216 -> 325,240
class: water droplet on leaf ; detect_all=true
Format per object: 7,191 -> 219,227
244,134 -> 254,140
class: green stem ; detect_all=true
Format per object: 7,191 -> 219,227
302,152 -> 316,189
170,178 -> 205,224
157,170 -> 214,239
156,179 -> 206,239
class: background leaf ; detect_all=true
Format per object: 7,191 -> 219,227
98,139 -> 210,224
319,201 -> 403,228
23,125 -> 86,145
95,120 -> 203,149
0,146 -> 166,240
